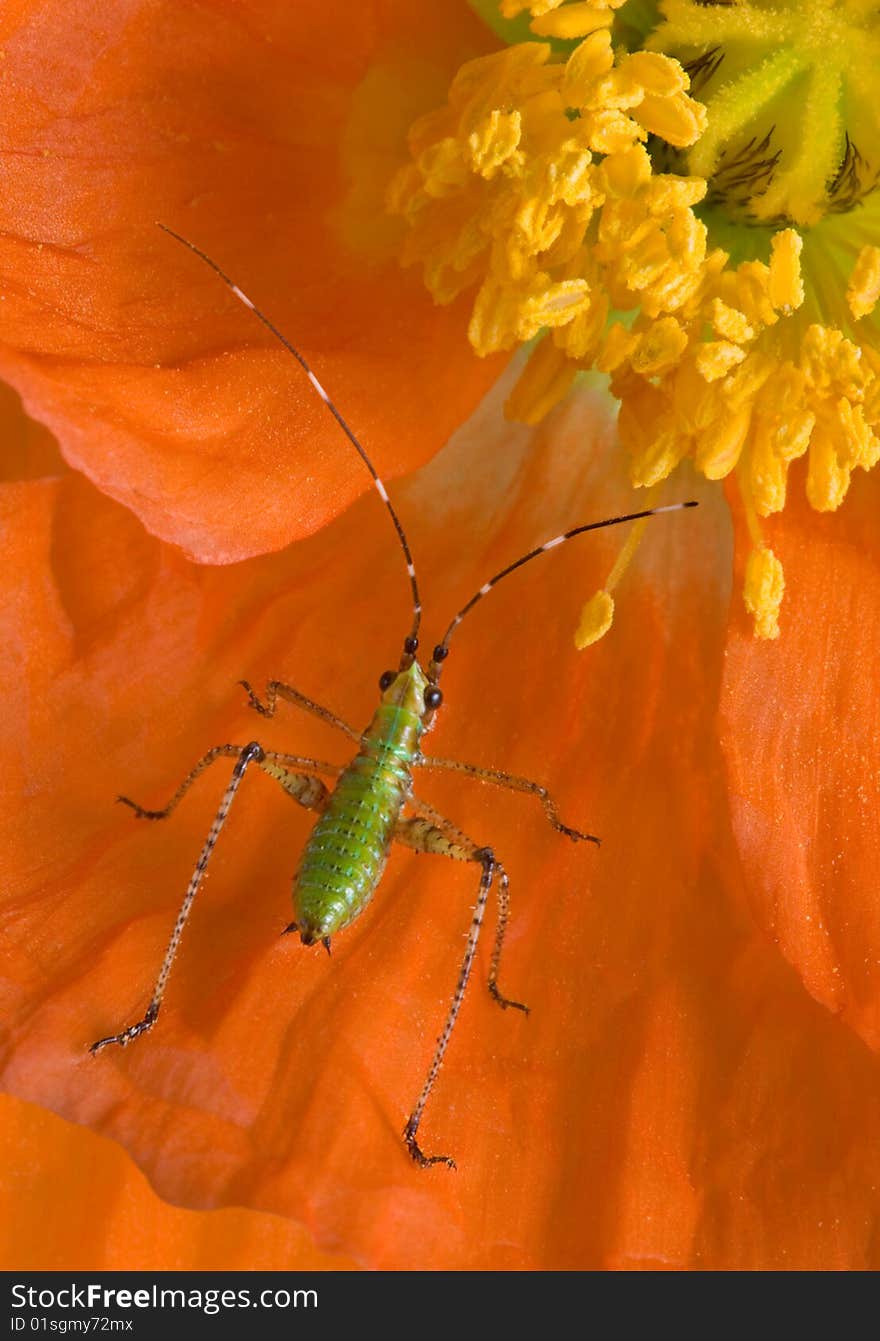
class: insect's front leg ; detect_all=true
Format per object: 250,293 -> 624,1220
393,806 -> 527,1171
91,746 -> 337,1055
240,678 -> 359,741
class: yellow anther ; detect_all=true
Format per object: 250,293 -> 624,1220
468,279 -> 523,355
562,30 -> 614,106
744,547 -> 785,641
580,106 -> 644,155
501,0 -> 564,17
628,426 -> 687,488
695,341 -> 747,382
531,3 -> 614,39
806,425 -> 850,511
694,406 -> 751,480
575,589 -> 615,649
647,175 -> 707,212
596,321 -> 639,373
767,230 -> 804,312
633,91 -> 707,148
418,138 -> 468,198
833,396 -> 874,469
630,317 -> 688,376
749,424 -> 788,516
775,409 -> 815,463
619,51 -> 688,99
600,143 -> 652,197
554,288 -> 608,360
848,245 -> 880,320
707,298 -> 755,344
724,262 -> 777,330
467,110 -> 522,178
721,352 -> 776,412
517,276 -> 592,339
544,139 -> 594,207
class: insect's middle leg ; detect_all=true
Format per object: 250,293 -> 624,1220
416,755 -> 600,845
91,745 -> 337,1055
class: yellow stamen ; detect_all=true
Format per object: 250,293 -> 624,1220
744,547 -> 785,641
806,423 -> 851,512
738,473 -> 784,639
530,3 -> 615,40
575,589 -> 615,648
768,230 -> 804,313
390,0 -> 880,639
574,481 -> 662,649
467,109 -> 522,178
848,245 -> 880,321
632,89 -> 707,147
562,29 -> 614,102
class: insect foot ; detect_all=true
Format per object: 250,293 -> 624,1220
488,982 -> 530,1014
403,1117 -> 457,1171
117,794 -> 163,820
239,679 -> 268,715
89,1002 -> 159,1054
561,822 -> 601,845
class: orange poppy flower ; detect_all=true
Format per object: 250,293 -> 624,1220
5,365 -> 880,1269
3,0 -> 880,1273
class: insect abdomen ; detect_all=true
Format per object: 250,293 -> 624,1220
293,704 -> 421,941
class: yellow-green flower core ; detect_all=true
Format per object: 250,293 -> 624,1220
389,0 -> 880,640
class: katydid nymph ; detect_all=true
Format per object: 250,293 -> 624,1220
90,224 -> 697,1169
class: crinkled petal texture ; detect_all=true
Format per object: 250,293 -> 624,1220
0,0 -> 499,562
0,1094 -> 356,1270
721,471 -> 880,1050
4,373 -> 880,1269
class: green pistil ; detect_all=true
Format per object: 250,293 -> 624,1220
647,0 -> 880,227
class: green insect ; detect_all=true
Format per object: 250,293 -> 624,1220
90,225 -> 696,1168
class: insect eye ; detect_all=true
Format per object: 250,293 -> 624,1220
424,687 -> 443,710
379,670 -> 396,691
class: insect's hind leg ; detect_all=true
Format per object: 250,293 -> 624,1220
91,745 -> 335,1055
240,678 -> 359,741
416,755 -> 600,846
394,809 -> 526,1171
399,800 -> 527,1014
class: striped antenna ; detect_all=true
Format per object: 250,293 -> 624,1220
428,502 -> 698,681
157,223 -> 422,647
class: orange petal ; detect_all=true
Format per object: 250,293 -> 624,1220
5,378 -> 880,1267
0,0 -> 501,561
0,1094 -> 356,1270
721,468 -> 880,1051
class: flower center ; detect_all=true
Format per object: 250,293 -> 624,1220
389,0 -> 880,641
